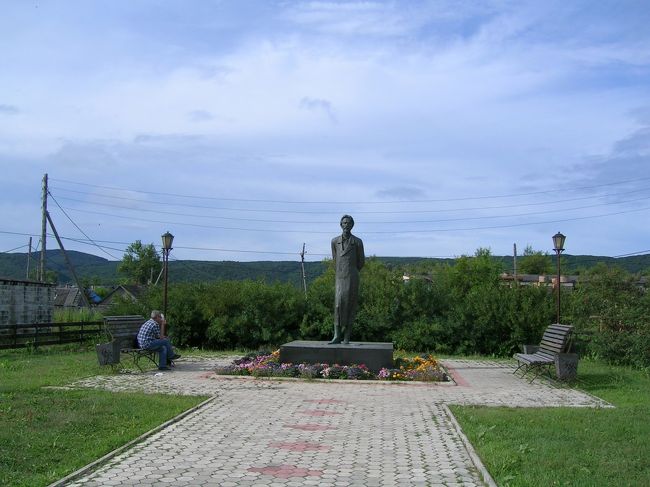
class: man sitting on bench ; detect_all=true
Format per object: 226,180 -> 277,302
137,310 -> 181,371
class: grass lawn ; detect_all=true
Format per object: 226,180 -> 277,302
450,359 -> 650,487
0,344 -> 208,487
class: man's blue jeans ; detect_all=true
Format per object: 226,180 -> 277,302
145,338 -> 174,368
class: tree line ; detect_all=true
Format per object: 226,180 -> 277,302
108,248 -> 650,369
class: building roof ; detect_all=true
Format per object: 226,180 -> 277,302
98,284 -> 146,306
54,287 -> 83,307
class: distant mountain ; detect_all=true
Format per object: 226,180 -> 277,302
1,250 -> 648,286
0,250 -> 118,284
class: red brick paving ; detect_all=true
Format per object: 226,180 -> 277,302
269,441 -> 331,451
299,409 -> 342,416
247,465 -> 324,478
303,398 -> 347,404
284,423 -> 335,431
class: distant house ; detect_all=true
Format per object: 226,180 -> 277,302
98,285 -> 146,310
402,274 -> 433,283
499,273 -> 577,289
54,286 -> 101,309
54,286 -> 85,309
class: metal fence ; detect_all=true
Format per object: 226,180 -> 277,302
0,320 -> 104,349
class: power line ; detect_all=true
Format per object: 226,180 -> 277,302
50,175 -> 650,204
2,227 -> 648,260
1,244 -> 29,253
0,230 -> 39,238
50,185 -> 650,215
48,191 -> 121,260
59,204 -> 650,234
0,231 -> 330,257
53,191 -> 650,225
173,245 -> 330,257
60,236 -> 128,254
613,249 -> 650,258
167,255 -> 223,282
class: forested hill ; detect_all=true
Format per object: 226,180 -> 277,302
0,250 -> 648,286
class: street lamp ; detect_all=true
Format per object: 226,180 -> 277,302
552,231 -> 566,324
161,231 -> 174,336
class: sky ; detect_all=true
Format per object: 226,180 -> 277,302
1,0 -> 649,264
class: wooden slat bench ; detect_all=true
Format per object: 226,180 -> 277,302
513,324 -> 574,382
102,315 -> 158,371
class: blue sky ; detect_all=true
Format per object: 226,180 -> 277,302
1,0 -> 649,264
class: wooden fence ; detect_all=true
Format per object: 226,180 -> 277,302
0,321 -> 105,350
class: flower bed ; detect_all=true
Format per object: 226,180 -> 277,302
214,351 -> 449,382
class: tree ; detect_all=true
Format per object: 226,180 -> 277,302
518,245 -> 553,275
118,240 -> 162,285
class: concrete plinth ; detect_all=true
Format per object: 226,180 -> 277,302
279,340 -> 393,372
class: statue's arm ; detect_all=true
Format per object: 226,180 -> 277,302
357,238 -> 365,270
331,238 -> 337,264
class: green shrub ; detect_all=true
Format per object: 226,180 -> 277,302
106,253 -> 650,369
567,263 -> 650,368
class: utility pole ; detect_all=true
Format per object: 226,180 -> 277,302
46,211 -> 92,308
40,173 -> 48,281
300,243 -> 307,295
26,237 -> 32,279
513,243 -> 518,286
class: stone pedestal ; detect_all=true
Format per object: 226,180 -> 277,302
96,341 -> 120,365
279,340 -> 393,372
555,352 -> 579,381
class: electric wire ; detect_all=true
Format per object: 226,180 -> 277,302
2,228 -> 649,263
613,249 -> 650,258
5,176 -> 650,261
49,185 -> 650,215
60,236 -> 129,254
50,176 -> 650,204
172,245 -> 330,257
1,244 -> 29,253
48,191 -> 121,260
58,204 -> 650,234
53,191 -> 650,225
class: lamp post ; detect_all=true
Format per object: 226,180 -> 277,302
552,231 -> 566,324
161,231 -> 174,336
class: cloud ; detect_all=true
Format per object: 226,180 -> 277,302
49,140 -> 120,168
375,186 -> 428,201
284,1 -> 413,37
613,127 -> 650,155
188,109 -> 214,122
133,134 -> 203,145
569,125 -> 650,200
0,104 -> 19,114
1,1 -> 650,260
629,106 -> 650,124
299,97 -> 337,123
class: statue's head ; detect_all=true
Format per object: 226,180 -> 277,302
340,215 -> 354,235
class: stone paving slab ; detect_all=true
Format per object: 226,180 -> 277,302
63,358 -> 611,409
59,358 -> 611,486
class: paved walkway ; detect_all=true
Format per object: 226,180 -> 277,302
59,358 -> 610,487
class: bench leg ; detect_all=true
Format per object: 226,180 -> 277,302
528,366 -> 542,383
134,350 -> 158,371
513,362 -> 527,376
545,364 -> 555,381
527,364 -> 554,383
132,352 -> 145,372
144,351 -> 158,368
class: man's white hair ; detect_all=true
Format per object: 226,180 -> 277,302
151,310 -> 162,319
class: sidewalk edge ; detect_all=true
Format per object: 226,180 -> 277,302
442,404 -> 499,487
48,395 -> 217,487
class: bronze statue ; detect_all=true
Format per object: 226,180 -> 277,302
329,215 -> 365,344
